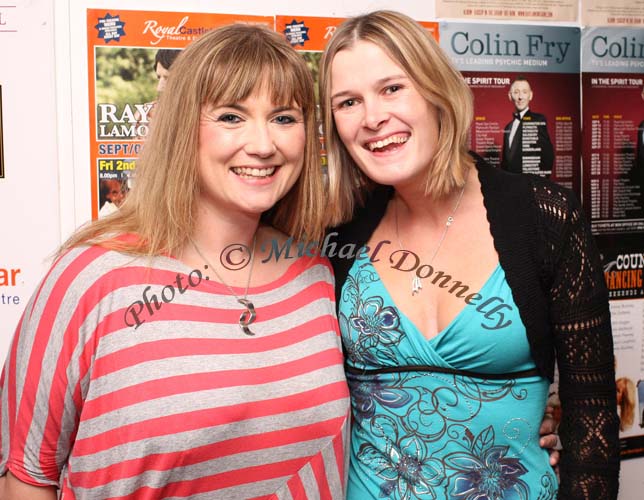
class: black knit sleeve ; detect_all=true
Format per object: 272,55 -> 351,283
537,184 -> 620,499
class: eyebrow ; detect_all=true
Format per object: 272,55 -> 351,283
331,74 -> 409,101
213,103 -> 302,114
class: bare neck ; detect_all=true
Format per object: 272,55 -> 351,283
179,205 -> 261,267
394,172 -> 472,229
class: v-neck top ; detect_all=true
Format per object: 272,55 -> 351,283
329,155 -> 620,499
362,259 -> 536,373
338,255 -> 557,499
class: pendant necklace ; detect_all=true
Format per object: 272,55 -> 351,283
394,172 -> 468,296
191,233 -> 258,336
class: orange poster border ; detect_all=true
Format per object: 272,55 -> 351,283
86,9 -> 273,219
275,15 -> 438,51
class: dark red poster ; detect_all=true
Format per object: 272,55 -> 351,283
582,27 -> 644,234
465,71 -> 580,193
439,23 -> 581,196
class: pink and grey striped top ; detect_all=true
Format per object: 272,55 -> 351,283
0,245 -> 350,499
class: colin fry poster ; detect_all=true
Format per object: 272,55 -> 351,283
439,22 -> 581,195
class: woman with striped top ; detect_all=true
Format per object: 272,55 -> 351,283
0,25 -> 349,499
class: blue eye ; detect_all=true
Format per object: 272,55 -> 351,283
217,113 -> 242,124
274,115 -> 296,124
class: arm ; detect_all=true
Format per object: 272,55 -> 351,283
547,190 -> 620,499
0,250 -> 89,494
1,471 -> 57,500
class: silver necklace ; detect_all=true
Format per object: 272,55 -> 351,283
191,234 -> 258,336
394,174 -> 468,296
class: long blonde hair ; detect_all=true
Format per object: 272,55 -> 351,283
63,24 -> 325,255
320,10 -> 474,225
616,377 -> 636,431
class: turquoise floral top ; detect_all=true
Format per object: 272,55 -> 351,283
339,256 -> 557,500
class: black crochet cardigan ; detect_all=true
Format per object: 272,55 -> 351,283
329,156 -> 620,499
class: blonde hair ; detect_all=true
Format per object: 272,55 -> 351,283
616,377 -> 636,431
319,10 -> 474,225
63,24 -> 325,255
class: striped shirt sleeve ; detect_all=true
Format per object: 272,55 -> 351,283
1,246 -> 107,485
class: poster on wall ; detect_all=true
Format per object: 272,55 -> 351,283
606,283 -> 644,458
582,27 -> 644,460
582,0 -> 644,26
86,9 -> 273,219
602,238 -> 644,301
275,16 -> 439,170
435,0 -> 577,22
581,27 -> 644,235
275,16 -> 347,169
439,23 -> 581,195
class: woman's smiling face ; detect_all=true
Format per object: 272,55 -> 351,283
330,41 -> 440,190
197,88 -> 305,220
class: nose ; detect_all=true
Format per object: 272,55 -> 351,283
362,98 -> 388,130
244,122 -> 277,158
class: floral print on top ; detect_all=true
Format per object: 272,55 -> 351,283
339,257 -> 557,500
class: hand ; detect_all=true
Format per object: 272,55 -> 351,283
539,405 -> 561,467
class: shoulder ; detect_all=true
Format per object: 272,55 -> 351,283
474,154 -> 580,233
19,246 -> 156,336
41,245 -> 133,293
475,153 -> 531,194
517,177 -> 589,272
257,225 -> 335,285
329,184 -> 392,242
39,246 -> 168,299
528,175 -> 582,225
44,240 -> 192,298
476,153 -> 570,201
325,185 -> 392,284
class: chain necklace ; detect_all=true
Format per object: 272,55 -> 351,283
394,173 -> 468,296
191,234 -> 258,336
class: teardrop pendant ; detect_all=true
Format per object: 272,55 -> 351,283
411,276 -> 423,295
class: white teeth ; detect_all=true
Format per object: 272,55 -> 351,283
232,166 -> 276,177
367,135 -> 409,151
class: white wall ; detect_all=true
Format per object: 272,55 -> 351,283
0,1 -> 61,357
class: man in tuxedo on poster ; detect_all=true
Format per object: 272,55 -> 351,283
501,76 -> 554,177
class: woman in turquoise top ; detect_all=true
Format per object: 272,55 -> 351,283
340,257 -> 555,498
320,10 -> 620,500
